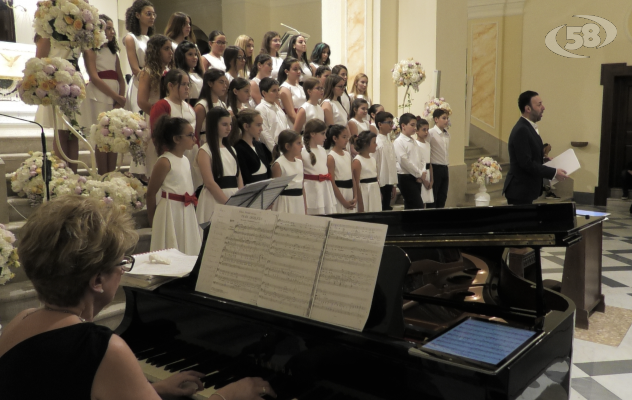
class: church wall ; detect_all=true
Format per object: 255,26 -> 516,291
520,0 -> 632,195
269,0 -> 322,52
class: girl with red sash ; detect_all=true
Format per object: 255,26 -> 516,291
301,119 -> 337,215
79,15 -> 127,174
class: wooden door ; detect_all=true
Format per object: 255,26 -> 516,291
610,77 -> 632,188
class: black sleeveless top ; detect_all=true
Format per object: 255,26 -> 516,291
0,323 -> 113,399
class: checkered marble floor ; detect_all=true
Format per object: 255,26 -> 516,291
539,200 -> 632,400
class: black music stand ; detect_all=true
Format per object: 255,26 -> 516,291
225,175 -> 296,210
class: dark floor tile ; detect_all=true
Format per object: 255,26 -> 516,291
575,360 -> 632,376
608,250 -> 632,254
602,232 -> 619,237
604,266 -> 632,272
542,256 -> 565,267
603,254 -> 632,266
542,268 -> 564,274
571,377 -> 621,400
601,276 -> 628,288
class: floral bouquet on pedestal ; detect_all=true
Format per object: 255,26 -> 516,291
423,97 -> 452,127
90,109 -> 150,166
11,151 -> 74,206
18,57 -> 86,126
469,156 -> 502,185
33,0 -> 106,60
0,224 -> 20,285
392,58 -> 426,113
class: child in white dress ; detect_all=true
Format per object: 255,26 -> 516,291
294,78 -> 325,133
278,57 -> 307,127
146,116 -> 202,255
271,130 -> 305,214
349,73 -> 373,124
352,131 -> 381,213
302,119 -> 337,215
194,69 -> 229,146
249,54 -> 273,107
196,107 -> 243,224
201,30 -> 226,71
321,74 -> 348,127
416,117 -> 434,206
324,125 -> 357,214
347,98 -> 377,158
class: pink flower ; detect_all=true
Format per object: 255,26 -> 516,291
100,128 -> 110,136
135,201 -> 142,209
99,116 -> 109,126
30,164 -> 37,171
138,120 -> 147,129
82,9 -> 93,22
64,66 -> 75,75
122,127 -> 133,137
58,161 -> 66,168
99,19 -> 106,28
62,176 -> 68,180
78,176 -> 87,183
439,97 -> 445,101
3,230 -> 16,244
30,170 -> 37,177
103,196 -> 113,204
36,88 -> 47,99
135,129 -> 144,137
0,223 -> 4,229
85,23 -> 94,31
69,84 -> 81,97
56,83 -> 70,96
75,186 -> 82,194
43,64 -> 56,75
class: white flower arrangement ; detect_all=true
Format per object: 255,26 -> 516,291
33,0 -> 106,60
469,156 -> 502,185
0,224 -> 20,285
11,152 -> 146,212
423,97 -> 452,127
392,58 -> 426,113
11,151 -> 75,205
89,109 -> 150,166
18,57 -> 86,126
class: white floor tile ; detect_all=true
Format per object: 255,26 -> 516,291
569,387 -> 588,400
571,364 -> 590,378
592,373 -> 632,399
601,272 -> 632,287
602,257 -> 629,267
602,240 -> 632,251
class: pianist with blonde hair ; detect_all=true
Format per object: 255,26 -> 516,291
0,195 -> 275,400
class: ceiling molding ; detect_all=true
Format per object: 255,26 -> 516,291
468,0 -> 525,19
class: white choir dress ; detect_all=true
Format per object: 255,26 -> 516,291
272,156 -> 305,214
418,141 -> 434,204
124,33 -> 149,114
329,150 -> 356,214
78,48 -> 119,133
196,144 -> 239,224
298,61 -> 312,82
34,43 -> 76,129
280,81 -> 306,126
249,77 -> 261,108
150,152 -> 202,256
322,99 -> 348,126
203,53 -> 226,71
270,56 -> 283,79
189,72 -> 203,101
163,98 -> 203,190
298,102 -> 325,132
302,145 -> 337,215
354,154 -> 381,212
340,92 -> 351,117
349,118 -> 370,133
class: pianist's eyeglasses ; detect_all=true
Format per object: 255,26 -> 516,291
116,255 -> 135,272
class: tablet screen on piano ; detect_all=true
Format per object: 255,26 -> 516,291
421,318 -> 539,367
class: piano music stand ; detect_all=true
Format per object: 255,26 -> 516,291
225,175 -> 296,210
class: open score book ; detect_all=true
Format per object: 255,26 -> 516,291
195,205 -> 388,331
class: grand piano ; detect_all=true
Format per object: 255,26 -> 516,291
117,202 -> 603,400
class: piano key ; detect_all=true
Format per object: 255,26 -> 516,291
150,343 -> 203,367
165,349 -> 219,372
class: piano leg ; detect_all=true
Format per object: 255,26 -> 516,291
533,247 -> 546,329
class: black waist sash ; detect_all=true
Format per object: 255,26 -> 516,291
426,163 -> 430,170
335,179 -> 353,189
360,177 -> 378,184
216,176 -> 238,189
250,173 -> 269,184
281,188 -> 303,196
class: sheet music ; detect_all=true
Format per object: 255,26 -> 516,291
256,214 -> 330,317
309,219 -> 388,331
195,206 -> 278,304
544,148 -> 580,185
257,175 -> 297,210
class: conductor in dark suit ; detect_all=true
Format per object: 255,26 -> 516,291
503,91 -> 568,205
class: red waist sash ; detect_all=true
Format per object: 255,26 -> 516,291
304,173 -> 331,182
161,191 -> 198,207
97,70 -> 118,80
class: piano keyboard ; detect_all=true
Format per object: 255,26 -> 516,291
134,340 -> 368,400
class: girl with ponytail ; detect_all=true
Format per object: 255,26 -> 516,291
234,109 -> 272,184
271,130 -> 305,214
146,115 -> 202,255
324,124 -> 357,213
302,119 -> 337,215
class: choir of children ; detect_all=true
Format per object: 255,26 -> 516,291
61,0 -> 445,255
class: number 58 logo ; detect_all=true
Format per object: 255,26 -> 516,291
545,15 -> 617,58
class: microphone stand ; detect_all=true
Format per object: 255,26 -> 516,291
0,113 -> 51,201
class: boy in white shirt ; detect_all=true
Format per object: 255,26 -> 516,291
374,111 -> 398,210
255,77 -> 289,152
393,113 -> 425,209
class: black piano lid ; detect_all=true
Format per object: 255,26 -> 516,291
327,202 -> 604,243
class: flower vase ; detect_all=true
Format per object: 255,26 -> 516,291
475,182 -> 491,207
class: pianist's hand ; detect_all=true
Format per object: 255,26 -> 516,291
152,370 -> 205,397
215,377 -> 277,400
